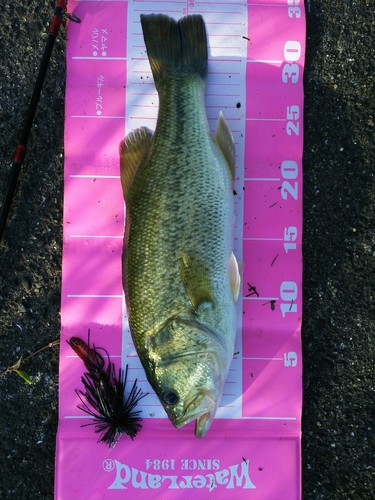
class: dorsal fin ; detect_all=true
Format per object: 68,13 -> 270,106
119,127 -> 153,201
214,112 -> 236,181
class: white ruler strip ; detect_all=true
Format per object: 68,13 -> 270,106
123,1 -> 247,420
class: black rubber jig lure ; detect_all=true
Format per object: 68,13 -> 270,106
68,335 -> 146,447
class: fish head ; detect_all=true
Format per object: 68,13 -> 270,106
156,356 -> 219,438
146,318 -> 231,437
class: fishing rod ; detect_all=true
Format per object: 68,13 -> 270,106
0,0 -> 80,244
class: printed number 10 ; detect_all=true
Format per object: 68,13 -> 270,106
280,281 -> 297,318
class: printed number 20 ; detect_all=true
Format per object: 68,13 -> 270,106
281,159 -> 298,201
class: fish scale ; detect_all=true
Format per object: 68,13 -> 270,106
127,79 -> 233,354
120,14 -> 239,437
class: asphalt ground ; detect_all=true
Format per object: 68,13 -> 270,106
0,1 -> 374,498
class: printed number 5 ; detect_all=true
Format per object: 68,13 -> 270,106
284,351 -> 298,367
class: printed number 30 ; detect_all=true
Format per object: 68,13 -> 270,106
282,63 -> 299,83
288,0 -> 301,19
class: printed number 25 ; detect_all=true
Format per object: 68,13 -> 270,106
286,105 -> 300,136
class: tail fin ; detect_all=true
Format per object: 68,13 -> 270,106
140,14 -> 207,87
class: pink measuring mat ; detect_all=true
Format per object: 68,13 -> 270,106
56,1 -> 305,498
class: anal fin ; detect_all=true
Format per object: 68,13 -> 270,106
214,112 -> 236,181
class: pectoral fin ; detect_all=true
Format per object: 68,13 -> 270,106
119,127 -> 153,201
179,252 -> 215,312
214,111 -> 236,181
229,252 -> 241,303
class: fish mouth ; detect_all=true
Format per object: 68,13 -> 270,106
174,390 -> 217,437
195,409 -> 216,438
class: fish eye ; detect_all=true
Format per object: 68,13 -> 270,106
162,389 -> 179,406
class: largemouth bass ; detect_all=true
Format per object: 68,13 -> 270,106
120,14 -> 240,437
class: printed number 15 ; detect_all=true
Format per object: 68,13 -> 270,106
284,351 -> 298,367
284,226 -> 297,253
